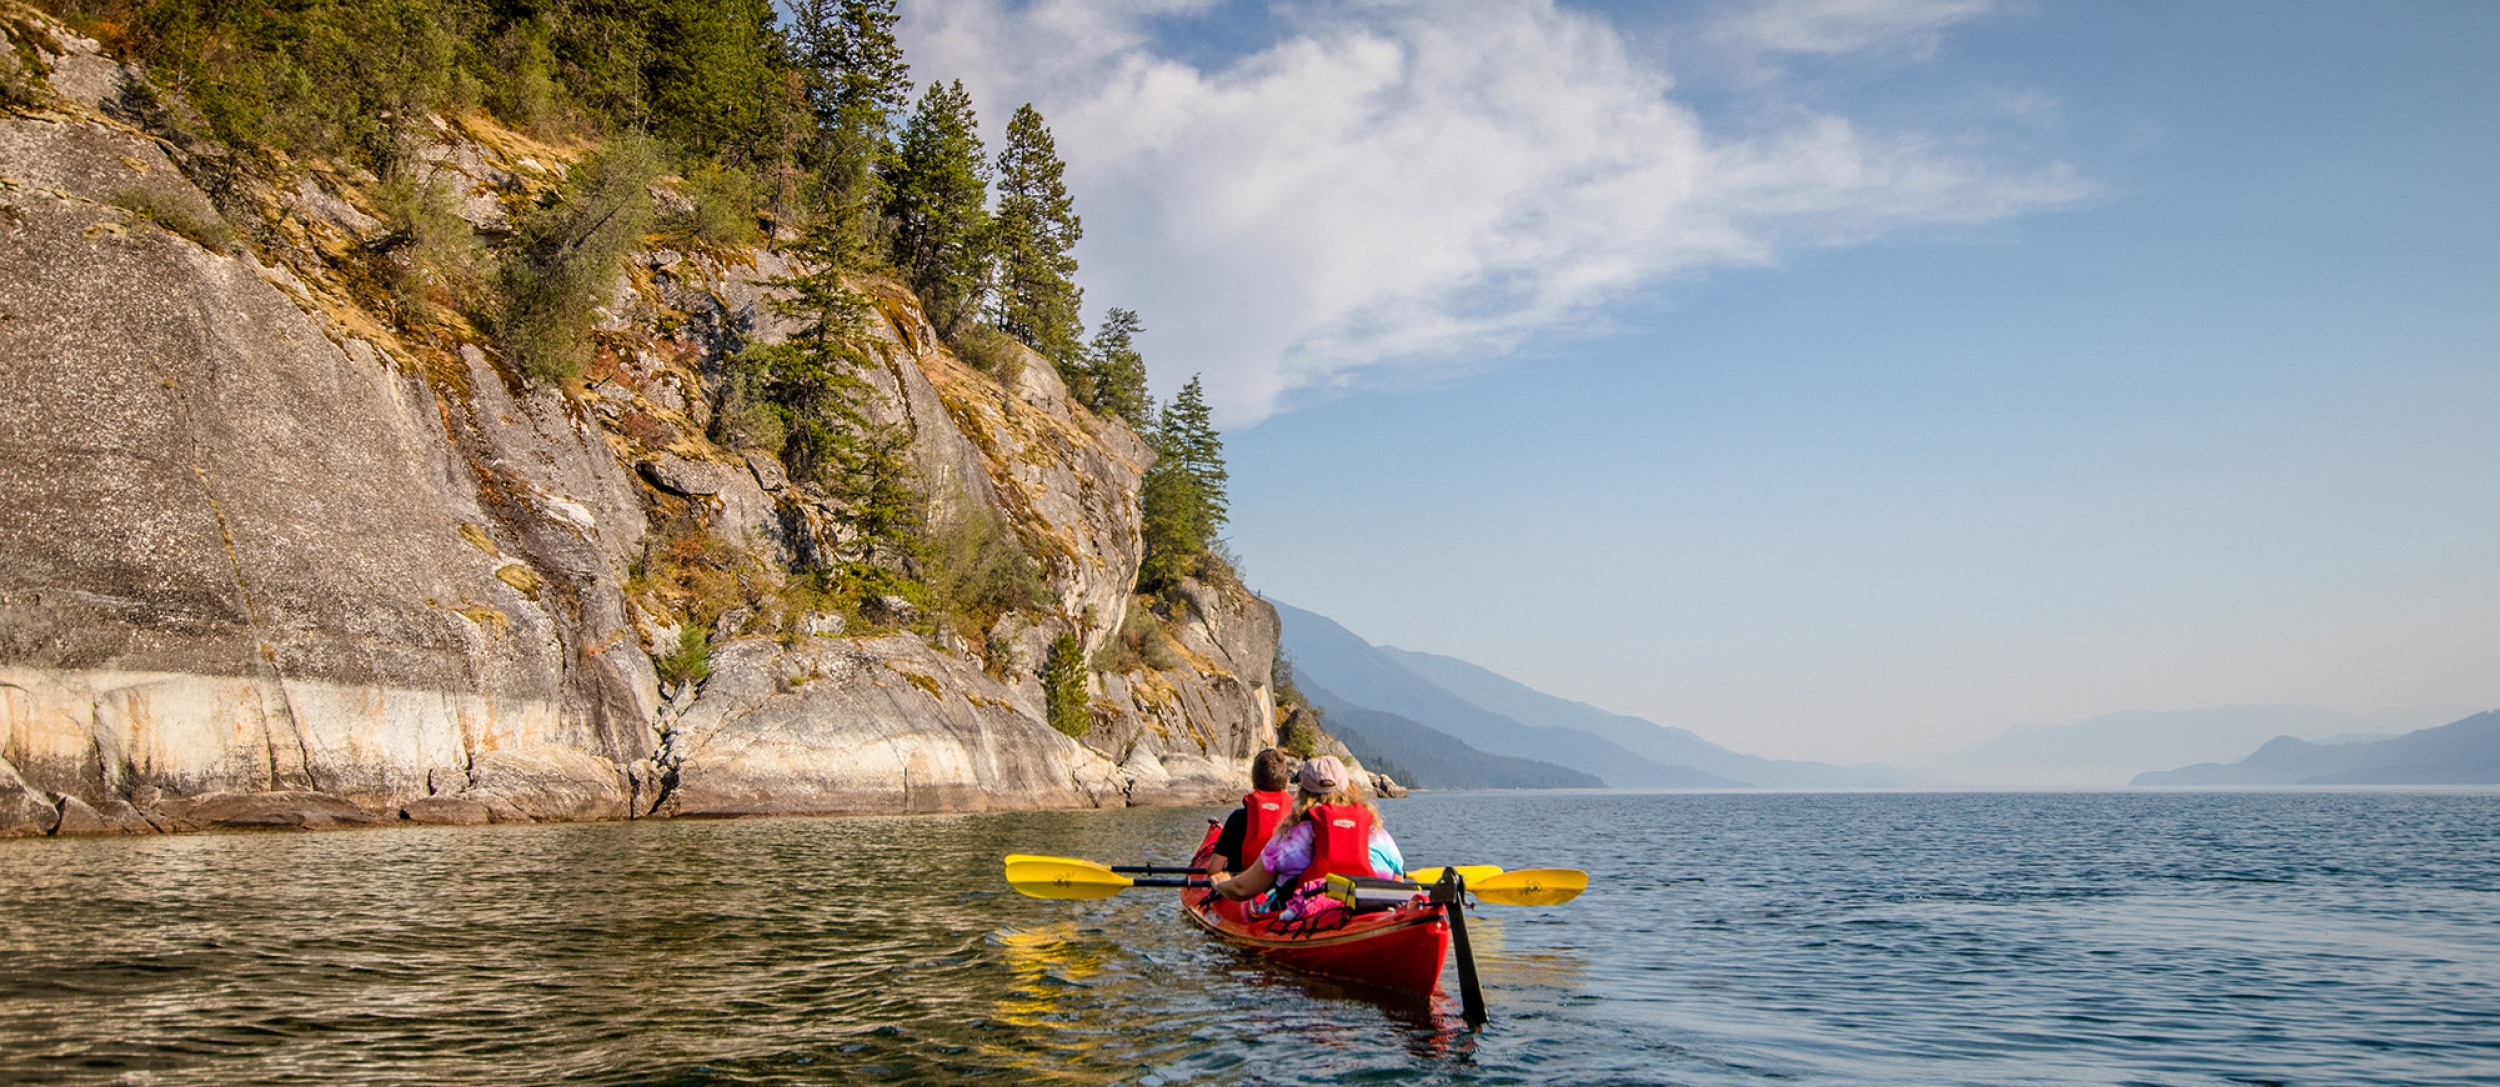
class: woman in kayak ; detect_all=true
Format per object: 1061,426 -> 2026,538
1213,755 -> 1405,910
1205,748 -> 1295,883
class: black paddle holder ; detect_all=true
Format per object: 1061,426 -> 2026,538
1434,868 -> 1488,1029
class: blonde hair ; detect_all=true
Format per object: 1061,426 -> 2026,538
1283,782 -> 1377,828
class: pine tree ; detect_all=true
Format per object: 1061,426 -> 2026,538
1086,307 -> 1151,425
732,229 -> 927,575
789,0 -> 909,265
642,0 -> 789,164
1159,375 -> 1229,527
991,103 -> 1085,373
1137,375 -> 1229,592
883,80 -> 991,337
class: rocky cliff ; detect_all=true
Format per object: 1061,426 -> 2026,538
0,13 -> 1367,837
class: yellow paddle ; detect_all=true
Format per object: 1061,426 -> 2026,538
1327,867 -> 1590,909
1004,853 -> 1104,869
1004,859 -> 1209,900
1469,868 -> 1588,906
1002,855 -> 1579,904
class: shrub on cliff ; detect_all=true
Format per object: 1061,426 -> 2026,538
369,171 -> 486,323
1277,709 -> 1322,759
3,16 -> 52,111
1094,598 -> 1181,675
711,355 -> 789,454
497,136 -> 661,384
108,186 -> 235,251
655,626 -> 712,688
1043,632 -> 1090,738
664,163 -> 763,253
950,325 -> 1025,383
926,498 -> 1047,639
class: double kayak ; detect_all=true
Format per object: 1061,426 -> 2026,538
1002,835 -> 1582,1025
1179,824 -> 1451,997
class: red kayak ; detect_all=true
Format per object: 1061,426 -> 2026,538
1179,825 -> 1451,996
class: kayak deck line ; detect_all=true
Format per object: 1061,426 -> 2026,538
1183,894 -> 1450,950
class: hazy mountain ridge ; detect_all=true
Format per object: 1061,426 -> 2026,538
2133,711 -> 2500,786
1276,602 -> 1874,789
1281,602 -> 2489,791
1313,695 -> 1604,791
1930,705 -> 2482,789
1376,647 -> 1894,788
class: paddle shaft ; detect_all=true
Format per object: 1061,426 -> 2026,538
1434,869 -> 1488,1030
1002,855 -> 1205,876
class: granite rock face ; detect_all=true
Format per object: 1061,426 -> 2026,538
0,757 -> 62,837
0,111 -> 651,827
1089,580 -> 1283,804
0,15 -> 1303,835
660,636 -> 1125,816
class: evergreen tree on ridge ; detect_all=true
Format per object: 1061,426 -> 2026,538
992,103 -> 1085,375
882,79 -> 991,337
1087,307 -> 1152,426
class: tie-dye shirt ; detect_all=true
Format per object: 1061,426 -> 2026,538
1257,819 -> 1406,886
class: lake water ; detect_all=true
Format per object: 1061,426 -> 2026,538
3,791 -> 2496,1086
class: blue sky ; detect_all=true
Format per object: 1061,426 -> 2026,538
899,1 -> 2500,762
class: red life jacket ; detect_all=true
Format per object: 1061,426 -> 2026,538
1240,790 -> 1290,866
1301,803 -> 1379,885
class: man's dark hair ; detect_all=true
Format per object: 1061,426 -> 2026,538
1251,748 -> 1292,792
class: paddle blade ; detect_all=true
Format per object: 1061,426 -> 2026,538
1005,861 -> 1134,900
1409,865 -> 1504,886
1005,854 -> 1109,870
1471,868 -> 1588,906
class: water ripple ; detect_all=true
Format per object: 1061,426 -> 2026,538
2,792 -> 2497,1085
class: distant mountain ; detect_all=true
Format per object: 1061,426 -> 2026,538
1319,698 -> 1603,790
1938,705 -> 2480,788
2133,710 -> 2500,786
1277,602 -> 1745,788
1377,647 -> 1893,788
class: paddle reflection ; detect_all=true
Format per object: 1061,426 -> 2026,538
977,922 -> 1128,1083
1466,913 -> 1592,993
989,922 -> 1108,1028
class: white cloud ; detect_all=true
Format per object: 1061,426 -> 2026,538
1711,0 -> 1995,59
900,0 -> 2083,424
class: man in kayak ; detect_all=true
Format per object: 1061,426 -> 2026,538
1213,755 -> 1404,912
1204,748 -> 1294,883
